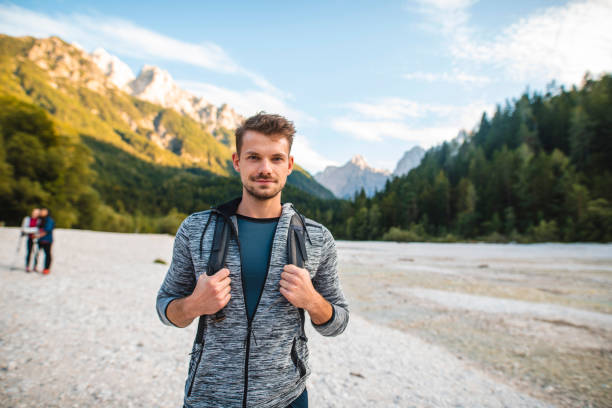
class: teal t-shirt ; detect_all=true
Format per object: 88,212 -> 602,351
236,214 -> 279,321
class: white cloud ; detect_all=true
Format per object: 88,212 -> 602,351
342,98 -> 489,124
413,0 -> 475,10
458,0 -> 612,84
409,0 -> 475,39
403,71 -> 490,85
291,135 -> 338,174
0,3 -> 283,95
413,0 -> 612,85
332,118 -> 461,147
344,98 -> 423,120
333,97 -> 491,146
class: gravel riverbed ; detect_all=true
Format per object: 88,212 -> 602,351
2,228 -> 607,407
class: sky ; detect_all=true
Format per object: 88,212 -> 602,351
1,0 -> 611,173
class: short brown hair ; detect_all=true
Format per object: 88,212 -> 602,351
235,112 -> 296,155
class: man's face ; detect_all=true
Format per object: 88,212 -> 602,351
40,208 -> 48,217
232,130 -> 294,201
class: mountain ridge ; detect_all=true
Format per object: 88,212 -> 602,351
314,148 -> 425,199
315,154 -> 391,198
0,33 -> 333,197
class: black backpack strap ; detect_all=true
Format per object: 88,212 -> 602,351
195,213 -> 232,344
287,213 -> 308,267
207,214 -> 231,276
287,212 -> 309,338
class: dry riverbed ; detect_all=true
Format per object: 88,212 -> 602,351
338,241 -> 612,408
1,228 -> 610,407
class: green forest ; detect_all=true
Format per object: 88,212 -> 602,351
0,94 -> 340,234
338,74 -> 612,242
1,68 -> 611,241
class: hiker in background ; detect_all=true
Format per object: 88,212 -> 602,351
21,208 -> 40,272
37,208 -> 55,275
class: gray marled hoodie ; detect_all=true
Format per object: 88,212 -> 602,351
156,198 -> 349,408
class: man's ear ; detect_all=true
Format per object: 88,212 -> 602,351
232,152 -> 240,173
287,155 -> 294,175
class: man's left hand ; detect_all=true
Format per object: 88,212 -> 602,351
280,265 -> 333,325
279,264 -> 316,309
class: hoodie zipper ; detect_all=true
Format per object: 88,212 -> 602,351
209,207 -> 285,408
241,209 -> 283,408
187,344 -> 204,397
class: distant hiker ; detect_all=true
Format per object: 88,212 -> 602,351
18,208 -> 39,272
37,208 -> 55,275
21,208 -> 40,272
156,113 -> 349,407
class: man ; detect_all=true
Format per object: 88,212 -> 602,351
156,113 -> 349,408
21,208 -> 40,272
37,208 -> 55,275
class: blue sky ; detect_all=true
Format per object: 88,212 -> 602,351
1,0 -> 611,173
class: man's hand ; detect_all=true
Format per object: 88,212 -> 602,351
280,265 -> 333,325
189,268 -> 232,316
166,268 -> 231,327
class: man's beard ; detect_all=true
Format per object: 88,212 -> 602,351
244,174 -> 285,201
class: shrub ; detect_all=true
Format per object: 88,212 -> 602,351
381,224 -> 426,242
529,219 -> 559,242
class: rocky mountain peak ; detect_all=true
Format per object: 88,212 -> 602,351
315,155 -> 390,198
27,36 -> 108,91
24,38 -> 244,150
129,64 -> 190,107
217,103 -> 242,130
125,63 -> 245,138
350,154 -> 368,169
90,48 -> 135,91
393,146 -> 425,177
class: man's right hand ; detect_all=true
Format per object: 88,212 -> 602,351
188,268 -> 232,316
166,268 -> 231,327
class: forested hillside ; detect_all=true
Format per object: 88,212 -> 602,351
338,75 -> 612,242
0,34 -> 334,234
0,94 -> 343,233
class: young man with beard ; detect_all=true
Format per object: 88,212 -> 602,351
156,113 -> 349,408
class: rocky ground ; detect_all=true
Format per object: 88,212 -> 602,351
1,228 -> 609,407
337,241 -> 612,408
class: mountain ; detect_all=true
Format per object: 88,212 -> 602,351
315,155 -> 391,198
314,147 -> 424,199
90,48 -> 135,91
0,34 -> 334,231
91,50 -> 242,147
12,34 -> 232,174
393,146 -> 425,177
0,34 -> 330,189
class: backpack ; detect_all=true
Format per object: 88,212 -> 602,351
193,211 -> 309,348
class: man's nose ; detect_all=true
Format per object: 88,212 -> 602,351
259,158 -> 272,173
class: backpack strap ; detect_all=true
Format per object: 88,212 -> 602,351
195,213 -> 232,344
287,212 -> 309,338
195,209 -> 310,345
207,214 -> 231,276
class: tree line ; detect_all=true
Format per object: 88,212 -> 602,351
337,74 -> 612,242
2,73 -> 611,242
